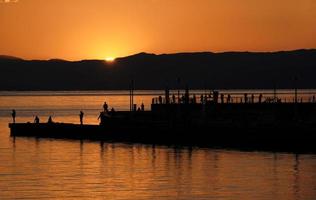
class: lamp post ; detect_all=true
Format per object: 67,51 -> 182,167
177,77 -> 181,104
294,76 -> 298,104
129,80 -> 134,111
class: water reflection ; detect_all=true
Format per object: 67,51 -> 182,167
1,124 -> 316,199
293,154 -> 300,200
1,91 -> 316,199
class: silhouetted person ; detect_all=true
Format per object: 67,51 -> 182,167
34,116 -> 40,124
141,103 -> 145,111
213,91 -> 219,104
98,111 -> 103,121
103,101 -> 108,112
79,111 -> 84,125
181,95 -> 185,103
227,94 -> 231,103
48,116 -> 53,123
184,86 -> 189,104
172,94 -> 176,104
192,94 -> 196,104
158,96 -> 162,104
137,107 -> 141,112
244,93 -> 248,103
98,111 -> 107,125
110,107 -> 116,116
11,109 -> 16,123
259,94 -> 263,103
251,94 -> 255,103
220,94 -> 224,104
200,95 -> 204,104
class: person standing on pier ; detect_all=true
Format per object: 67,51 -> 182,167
103,101 -> 108,112
98,111 -> 106,125
158,96 -> 162,104
79,111 -> 84,125
48,116 -> 53,124
34,116 -> 40,124
259,94 -> 263,103
141,103 -> 145,111
227,94 -> 231,103
244,93 -> 248,103
11,109 -> 16,123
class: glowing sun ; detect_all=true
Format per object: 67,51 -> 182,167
105,57 -> 115,62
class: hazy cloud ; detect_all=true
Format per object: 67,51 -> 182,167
0,0 -> 19,3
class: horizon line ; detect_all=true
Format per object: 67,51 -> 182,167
1,48 -> 315,62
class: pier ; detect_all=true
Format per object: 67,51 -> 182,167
8,89 -> 316,153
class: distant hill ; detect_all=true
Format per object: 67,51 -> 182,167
0,55 -> 23,60
1,49 -> 316,90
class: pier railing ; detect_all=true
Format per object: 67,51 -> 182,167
152,92 -> 316,105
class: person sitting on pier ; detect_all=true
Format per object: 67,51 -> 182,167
103,101 -> 109,112
34,116 -> 40,124
48,116 -> 53,124
11,109 -> 16,123
79,111 -> 84,125
110,107 -> 116,116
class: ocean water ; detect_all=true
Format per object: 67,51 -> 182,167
0,90 -> 316,200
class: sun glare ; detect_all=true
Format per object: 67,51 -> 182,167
105,57 -> 115,62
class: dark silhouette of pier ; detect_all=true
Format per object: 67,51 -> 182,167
8,88 -> 316,154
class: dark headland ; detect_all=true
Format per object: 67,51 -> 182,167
1,49 -> 316,90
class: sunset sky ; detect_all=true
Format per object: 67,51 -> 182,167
0,0 -> 316,60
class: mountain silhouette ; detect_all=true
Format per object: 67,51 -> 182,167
1,49 -> 316,90
0,55 -> 23,60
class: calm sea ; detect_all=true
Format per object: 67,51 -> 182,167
0,90 -> 316,200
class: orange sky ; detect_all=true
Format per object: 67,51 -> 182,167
0,0 -> 316,60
